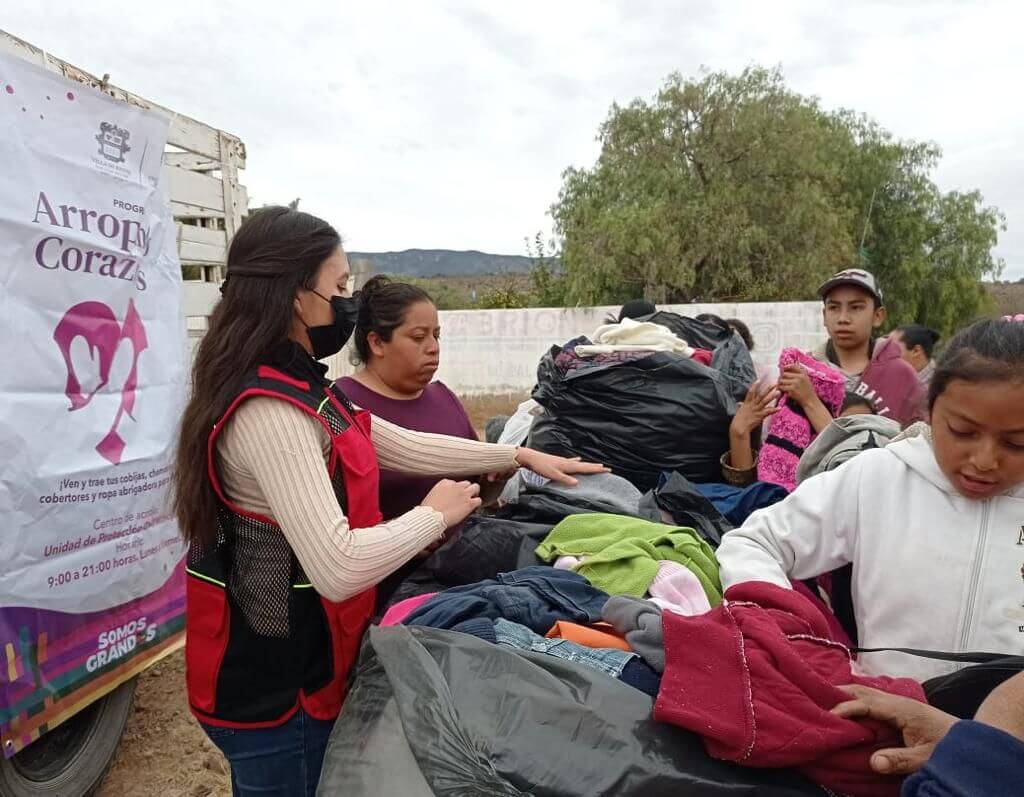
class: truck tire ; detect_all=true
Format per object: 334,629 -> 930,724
0,678 -> 136,797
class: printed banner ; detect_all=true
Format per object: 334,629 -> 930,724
0,53 -> 187,756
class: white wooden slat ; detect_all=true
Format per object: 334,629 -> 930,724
177,223 -> 226,264
179,242 -> 225,264
184,281 -> 222,317
166,166 -> 225,212
178,223 -> 225,246
170,187 -> 248,221
164,152 -> 220,172
170,202 -> 227,219
218,131 -> 242,238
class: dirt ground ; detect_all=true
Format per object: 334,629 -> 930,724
459,392 -> 528,437
98,649 -> 231,797
96,393 -> 525,796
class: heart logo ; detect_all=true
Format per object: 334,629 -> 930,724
53,300 -> 149,464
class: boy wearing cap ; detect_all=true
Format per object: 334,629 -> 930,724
719,269 -> 922,487
806,269 -> 925,427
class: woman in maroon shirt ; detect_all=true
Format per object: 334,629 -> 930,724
339,277 -> 504,605
340,275 -> 483,515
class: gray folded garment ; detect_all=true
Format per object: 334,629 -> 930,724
602,595 -> 665,673
500,470 -> 647,516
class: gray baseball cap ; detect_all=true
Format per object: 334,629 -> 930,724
818,268 -> 883,305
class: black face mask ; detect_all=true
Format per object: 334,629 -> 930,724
305,291 -> 360,360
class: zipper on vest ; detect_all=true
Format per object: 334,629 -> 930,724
957,501 -> 993,656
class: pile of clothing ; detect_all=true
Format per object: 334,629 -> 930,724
573,316 -> 710,361
528,312 -> 755,489
322,624 -> 824,795
331,328 -> 946,796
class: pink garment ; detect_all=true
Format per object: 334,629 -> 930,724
648,561 -> 711,616
379,593 -> 437,626
691,348 -> 714,366
554,555 -> 583,571
758,349 -> 844,492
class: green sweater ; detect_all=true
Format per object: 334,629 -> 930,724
536,513 -> 721,602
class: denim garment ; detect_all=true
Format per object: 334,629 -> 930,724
403,566 -> 608,634
502,470 -> 651,520
693,480 -> 788,526
493,618 -> 634,677
450,617 -> 660,695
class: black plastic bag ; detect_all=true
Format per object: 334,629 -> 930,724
642,311 -> 755,400
923,656 -> 1024,719
320,625 -> 824,796
529,347 -> 740,491
648,471 -> 733,548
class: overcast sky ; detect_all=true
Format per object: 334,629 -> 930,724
5,1 -> 1021,278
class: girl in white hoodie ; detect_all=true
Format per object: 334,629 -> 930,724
717,318 -> 1024,682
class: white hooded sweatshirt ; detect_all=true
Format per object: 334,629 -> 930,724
717,434 -> 1024,681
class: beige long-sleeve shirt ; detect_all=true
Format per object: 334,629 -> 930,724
216,396 -> 519,602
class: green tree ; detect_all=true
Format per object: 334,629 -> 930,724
552,66 -> 1004,335
526,231 -> 568,307
478,273 -> 530,309
827,113 -> 1003,331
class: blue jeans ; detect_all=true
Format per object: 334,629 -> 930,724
201,710 -> 335,796
403,565 -> 607,633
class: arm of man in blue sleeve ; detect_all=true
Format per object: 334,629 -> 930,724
833,671 -> 1024,796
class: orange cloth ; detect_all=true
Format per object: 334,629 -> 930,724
545,621 -> 632,652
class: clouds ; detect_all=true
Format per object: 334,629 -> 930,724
4,1 -> 1020,276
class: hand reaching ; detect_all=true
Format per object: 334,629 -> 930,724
513,449 -> 608,486
832,684 -> 957,775
731,381 -> 780,438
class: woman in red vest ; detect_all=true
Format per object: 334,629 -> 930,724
172,206 -> 603,796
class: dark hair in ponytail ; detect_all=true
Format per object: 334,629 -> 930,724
928,318 -> 1024,410
353,275 -> 433,364
173,206 -> 341,546
724,318 -> 754,351
896,324 -> 941,359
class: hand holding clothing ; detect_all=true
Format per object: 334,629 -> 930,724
777,364 -> 832,433
834,672 -> 1024,797
832,684 -> 957,775
420,479 -> 481,529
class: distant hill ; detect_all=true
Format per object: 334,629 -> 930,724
347,249 -> 533,278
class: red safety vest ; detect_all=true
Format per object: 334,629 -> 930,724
185,364 -> 382,728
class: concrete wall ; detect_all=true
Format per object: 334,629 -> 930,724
323,301 -> 826,395
183,284 -> 825,394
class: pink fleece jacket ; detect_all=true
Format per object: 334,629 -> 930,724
757,349 -> 845,493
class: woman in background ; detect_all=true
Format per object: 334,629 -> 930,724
890,324 -> 941,390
